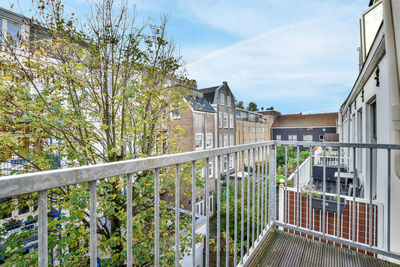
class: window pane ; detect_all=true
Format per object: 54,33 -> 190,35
7,20 -> 21,42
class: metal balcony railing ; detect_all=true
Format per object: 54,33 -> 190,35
0,140 -> 400,266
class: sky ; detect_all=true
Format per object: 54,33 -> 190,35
2,0 -> 368,114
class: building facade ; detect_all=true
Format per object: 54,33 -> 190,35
337,0 -> 400,254
271,113 -> 338,144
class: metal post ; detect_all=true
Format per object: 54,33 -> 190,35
265,145 -> 268,227
285,146 -> 288,224
261,146 -> 264,229
247,150 -> 250,255
217,156 -> 221,266
39,190 -> 48,267
309,146 -> 313,230
192,161 -> 196,266
175,165 -> 180,266
257,147 -> 260,241
337,150 -> 341,237
241,150 -> 245,264
226,154 -> 230,267
205,159 -> 210,267
269,145 -> 276,222
234,152 -> 238,266
127,174 -> 133,266
387,149 -> 391,251
352,147 -> 356,242
297,146 -> 300,228
154,168 -> 160,267
90,181 -> 97,267
322,146 -> 326,234
369,148 -> 373,247
252,149 -> 255,245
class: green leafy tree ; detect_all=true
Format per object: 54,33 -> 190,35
246,102 -> 258,111
0,0 -> 200,265
235,100 -> 244,109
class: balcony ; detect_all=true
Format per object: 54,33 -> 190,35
0,141 -> 400,266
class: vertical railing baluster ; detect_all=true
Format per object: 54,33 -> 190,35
296,146 -> 300,229
261,146 -> 264,230
252,149 -> 256,246
269,145 -> 276,223
352,147 -> 356,242
265,145 -> 268,228
241,150 -> 245,264
175,165 -> 180,266
337,149 -> 341,237
226,154 -> 230,267
368,148 -> 373,247
387,149 -> 391,251
247,150 -> 250,255
90,181 -> 97,267
217,156 -> 221,267
322,146 -> 326,235
192,161 -> 196,266
205,158 -> 210,267
234,152 -> 238,266
38,190 -> 48,267
257,147 -> 260,241
127,174 -> 133,266
154,168 -> 160,267
309,146 -> 312,230
285,146 -> 288,225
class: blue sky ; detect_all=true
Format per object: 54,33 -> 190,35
2,0 -> 367,114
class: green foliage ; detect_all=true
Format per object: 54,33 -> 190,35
246,102 -> 258,111
235,100 -> 244,109
300,151 -> 310,159
0,0 -> 196,265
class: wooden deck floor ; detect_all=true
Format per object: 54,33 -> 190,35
250,230 -> 399,267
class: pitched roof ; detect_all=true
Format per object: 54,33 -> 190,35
198,81 -> 230,104
185,95 -> 216,113
271,113 -> 338,128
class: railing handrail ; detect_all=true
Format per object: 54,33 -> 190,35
0,141 -> 275,199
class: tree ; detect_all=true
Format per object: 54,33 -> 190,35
247,102 -> 258,111
0,0 -> 198,265
235,100 -> 244,109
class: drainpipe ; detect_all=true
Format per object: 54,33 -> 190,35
383,0 -> 400,179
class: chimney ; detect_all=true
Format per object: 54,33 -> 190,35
222,81 -> 227,86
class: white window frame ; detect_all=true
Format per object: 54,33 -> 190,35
224,113 -> 228,128
206,133 -> 213,149
220,94 -> 225,105
170,110 -> 181,119
276,134 -> 281,140
229,114 -> 234,128
195,133 -> 204,150
223,156 -> 228,171
243,125 -> 247,133
208,162 -> 213,178
303,135 -> 313,142
229,134 -> 234,146
219,134 -> 222,147
288,135 -> 297,141
227,95 -> 231,107
224,134 -> 228,147
219,111 -> 222,128
229,156 -> 233,169
209,195 -> 213,214
250,126 -> 255,133
196,200 -> 204,215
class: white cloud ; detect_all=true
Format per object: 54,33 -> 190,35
185,2 -> 366,113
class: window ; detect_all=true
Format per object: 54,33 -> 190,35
319,135 -> 324,141
250,127 -> 255,133
224,113 -> 228,128
244,152 -> 247,161
229,114 -> 234,128
229,134 -> 234,146
288,135 -> 297,141
227,95 -> 231,107
196,199 -> 204,215
206,133 -> 213,149
224,134 -> 228,147
303,135 -> 313,142
209,195 -> 213,214
220,94 -> 225,105
219,134 -> 222,147
276,134 -> 281,140
243,125 -> 247,133
170,110 -> 181,119
7,20 -> 21,43
195,133 -> 203,150
219,111 -> 222,128
229,156 -> 233,169
223,156 -> 228,171
208,162 -> 213,178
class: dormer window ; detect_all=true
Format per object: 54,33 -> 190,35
7,20 -> 21,43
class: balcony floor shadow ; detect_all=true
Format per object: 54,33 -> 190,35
249,230 -> 399,267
